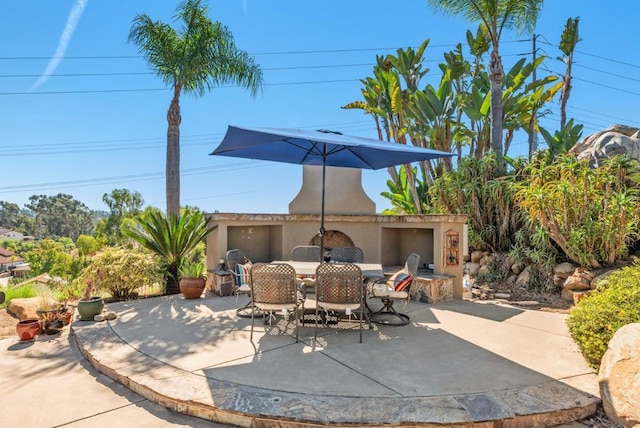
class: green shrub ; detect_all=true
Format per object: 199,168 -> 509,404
566,262 -> 640,369
1,283 -> 37,307
75,246 -> 164,301
54,281 -> 85,301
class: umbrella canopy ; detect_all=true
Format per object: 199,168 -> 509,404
211,126 -> 454,260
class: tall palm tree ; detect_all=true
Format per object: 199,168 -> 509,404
128,0 -> 263,215
426,0 -> 543,169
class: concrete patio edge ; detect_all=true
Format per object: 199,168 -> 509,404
71,320 -> 599,428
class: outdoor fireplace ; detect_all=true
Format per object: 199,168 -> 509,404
206,165 -> 467,300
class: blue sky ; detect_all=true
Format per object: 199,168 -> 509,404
1,1 -> 638,214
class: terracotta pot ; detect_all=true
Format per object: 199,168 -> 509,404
179,277 -> 206,299
16,319 -> 41,342
77,297 -> 105,321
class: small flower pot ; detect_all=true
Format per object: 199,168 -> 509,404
77,297 -> 105,321
16,319 -> 41,342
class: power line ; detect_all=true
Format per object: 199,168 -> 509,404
573,63 -> 640,84
0,40 -> 529,61
0,78 -> 364,96
574,50 -> 640,69
0,87 -> 168,96
2,120 -> 374,156
0,63 -> 378,79
0,162 -> 270,193
540,65 -> 640,98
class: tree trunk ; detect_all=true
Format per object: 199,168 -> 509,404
489,48 -> 504,170
166,84 -> 182,216
165,262 -> 180,295
560,71 -> 572,129
528,115 -> 537,157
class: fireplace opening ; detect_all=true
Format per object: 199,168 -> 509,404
309,230 -> 354,249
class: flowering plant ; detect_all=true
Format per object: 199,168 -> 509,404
82,268 -> 102,300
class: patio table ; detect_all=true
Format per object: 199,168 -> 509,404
271,261 -> 384,279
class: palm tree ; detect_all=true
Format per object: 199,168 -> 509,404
426,0 -> 543,169
128,0 -> 263,215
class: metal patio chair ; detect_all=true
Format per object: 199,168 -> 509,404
226,249 -> 253,317
330,246 -> 364,263
368,253 -> 420,326
315,263 -> 365,343
291,245 -> 321,292
249,263 -> 303,342
291,245 -> 322,262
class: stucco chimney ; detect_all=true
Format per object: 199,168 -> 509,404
288,165 -> 376,215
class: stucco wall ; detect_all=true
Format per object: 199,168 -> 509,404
206,213 -> 467,298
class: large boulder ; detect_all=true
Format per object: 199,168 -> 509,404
563,267 -> 594,291
554,262 -> 577,276
553,262 -> 577,288
470,251 -> 485,264
7,297 -> 41,321
570,124 -> 640,167
598,323 -> 640,427
465,262 -> 480,277
515,265 -> 532,287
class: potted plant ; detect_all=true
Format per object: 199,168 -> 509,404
39,308 -> 66,334
35,291 -> 68,334
178,261 -> 206,299
77,274 -> 105,321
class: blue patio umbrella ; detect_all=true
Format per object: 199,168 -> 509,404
211,126 -> 454,260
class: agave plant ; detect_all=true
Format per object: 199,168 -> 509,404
122,207 -> 216,294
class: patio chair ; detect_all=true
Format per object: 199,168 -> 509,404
291,245 -> 322,262
330,246 -> 364,263
314,263 -> 365,343
226,249 -> 253,317
290,245 -> 321,292
249,263 -> 303,342
368,253 -> 420,326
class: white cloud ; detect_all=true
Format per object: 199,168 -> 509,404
30,0 -> 88,91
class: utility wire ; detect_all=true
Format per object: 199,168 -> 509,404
540,65 -> 640,98
2,120 -> 374,156
0,63 -> 377,78
0,79 -> 363,95
0,40 -> 528,61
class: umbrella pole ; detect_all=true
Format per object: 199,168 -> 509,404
319,152 -> 327,263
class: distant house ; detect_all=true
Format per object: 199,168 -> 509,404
0,247 -> 25,273
0,228 -> 24,241
0,228 -> 34,242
